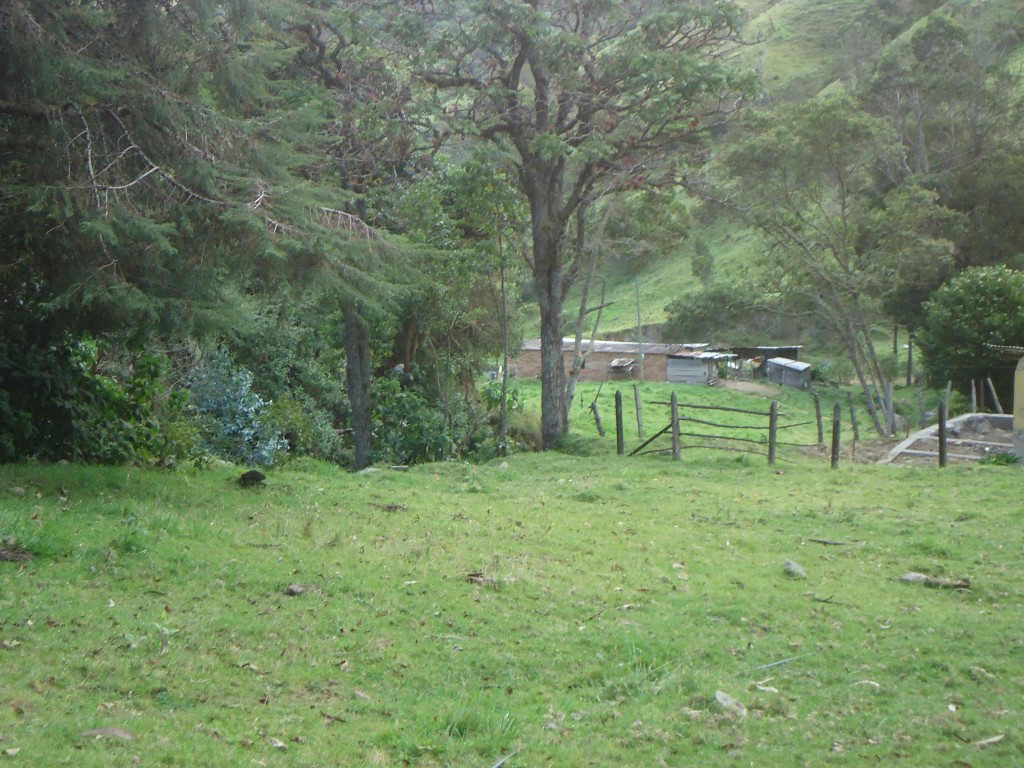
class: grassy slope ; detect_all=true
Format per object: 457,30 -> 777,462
560,213 -> 763,341
2,382 -> 1022,767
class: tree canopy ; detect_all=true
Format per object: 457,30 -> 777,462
4,1 -> 1024,464
389,0 -> 757,447
918,266 -> 1024,405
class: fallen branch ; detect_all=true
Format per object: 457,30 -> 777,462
896,572 -> 970,590
490,749 -> 520,767
753,653 -> 810,671
808,593 -> 845,606
807,538 -> 850,546
971,734 -> 1004,749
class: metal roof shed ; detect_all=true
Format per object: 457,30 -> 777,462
766,357 -> 811,389
667,351 -> 736,385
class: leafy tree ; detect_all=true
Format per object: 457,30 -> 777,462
0,1 -> 426,468
918,266 -> 1024,406
690,237 -> 714,286
391,0 -> 757,448
592,190 -> 691,275
714,96 -> 960,434
859,11 -> 1024,274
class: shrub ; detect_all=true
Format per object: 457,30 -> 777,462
371,376 -> 451,465
0,331 -> 189,464
185,349 -> 288,467
919,266 -> 1024,403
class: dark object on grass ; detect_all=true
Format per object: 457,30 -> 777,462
238,470 -> 266,487
0,539 -> 34,562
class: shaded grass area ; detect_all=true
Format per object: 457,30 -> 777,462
1,446 -> 1022,766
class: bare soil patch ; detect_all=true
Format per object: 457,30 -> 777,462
718,379 -> 781,397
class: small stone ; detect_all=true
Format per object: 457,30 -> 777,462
783,560 -> 807,579
715,690 -> 748,718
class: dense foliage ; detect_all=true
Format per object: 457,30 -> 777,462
663,7 -> 1024,424
0,0 -> 511,467
2,1 -> 1024,462
918,266 -> 1024,404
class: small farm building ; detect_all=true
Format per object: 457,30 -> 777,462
667,349 -> 736,385
765,357 -> 811,389
515,339 -> 724,383
730,345 -> 803,378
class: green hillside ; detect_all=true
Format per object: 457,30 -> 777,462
549,0 -> 1024,348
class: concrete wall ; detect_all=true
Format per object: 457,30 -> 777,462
1015,356 -> 1024,458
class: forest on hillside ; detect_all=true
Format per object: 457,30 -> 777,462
3,0 -> 1024,468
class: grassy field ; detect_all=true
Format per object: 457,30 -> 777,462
1,382 -> 1022,766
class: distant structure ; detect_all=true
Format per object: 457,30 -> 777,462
987,345 -> 1024,458
514,339 -> 732,384
765,358 -> 812,389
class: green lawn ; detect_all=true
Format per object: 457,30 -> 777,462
1,384 -> 1021,766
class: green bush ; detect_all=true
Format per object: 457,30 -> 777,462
0,331 -> 190,464
185,349 -> 288,467
371,376 -> 451,465
919,266 -> 1024,403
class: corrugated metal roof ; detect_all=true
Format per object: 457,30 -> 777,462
670,351 -> 737,361
987,344 -> 1024,357
766,357 -> 811,372
520,339 -> 707,355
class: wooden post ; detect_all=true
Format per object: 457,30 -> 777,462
906,334 -> 914,387
590,401 -> 605,437
1014,356 -> 1024,458
846,391 -> 860,443
830,402 -> 842,469
768,400 -> 778,465
970,379 -> 977,412
633,383 -> 645,439
885,382 -> 894,436
670,391 -> 681,461
615,390 -> 624,456
986,378 -> 1004,414
937,400 -> 948,468
812,392 -> 824,447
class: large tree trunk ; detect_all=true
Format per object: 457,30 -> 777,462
526,161 -> 572,450
342,306 -> 373,469
537,278 -> 568,449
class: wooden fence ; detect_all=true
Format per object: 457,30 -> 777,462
613,390 -> 818,464
592,386 -> 1011,468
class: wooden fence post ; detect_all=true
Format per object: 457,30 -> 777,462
634,383 -> 645,439
671,392 -> 680,461
812,392 -> 823,448
831,402 -> 842,469
846,391 -> 860,443
885,382 -> 894,436
937,400 -> 947,468
970,379 -> 978,412
590,401 -> 605,437
986,378 -> 1004,414
768,400 -> 778,464
615,390 -> 624,456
